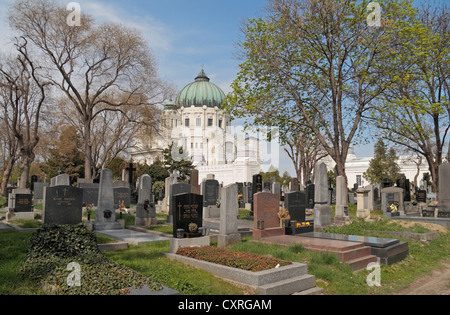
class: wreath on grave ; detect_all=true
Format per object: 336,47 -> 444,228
188,222 -> 198,233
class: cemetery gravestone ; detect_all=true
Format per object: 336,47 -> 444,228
335,176 -> 349,220
51,174 -> 70,187
80,183 -> 99,206
251,174 -> 263,215
252,192 -> 284,240
284,191 -> 306,223
173,193 -> 203,238
43,186 -> 83,225
190,169 -> 200,194
416,190 -> 427,203
136,174 -> 155,226
14,194 -> 33,213
290,178 -> 299,192
381,187 -> 404,218
356,187 -> 371,218
202,179 -> 219,206
438,163 -> 450,217
95,169 -> 122,230
168,182 -> 191,223
381,178 -> 393,189
218,184 -> 241,247
114,187 -> 131,208
202,179 -> 219,218
306,184 -> 315,209
313,163 -> 331,228
33,182 -> 49,200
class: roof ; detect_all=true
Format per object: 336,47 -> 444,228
175,68 -> 226,109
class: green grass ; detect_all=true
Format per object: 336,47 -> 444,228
0,231 -> 45,295
324,218 -> 431,235
2,218 -> 449,295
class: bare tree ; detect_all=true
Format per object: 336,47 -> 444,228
9,0 -> 171,179
0,39 -> 49,189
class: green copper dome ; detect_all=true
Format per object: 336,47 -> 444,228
176,69 -> 226,108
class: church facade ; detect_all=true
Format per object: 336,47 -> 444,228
131,68 -> 262,185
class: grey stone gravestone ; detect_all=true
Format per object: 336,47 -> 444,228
33,182 -> 49,200
114,187 -> 131,208
290,178 -> 299,192
381,187 -> 404,218
313,163 -> 331,228
43,186 -> 83,225
51,174 -> 70,187
218,183 -> 241,247
95,169 -> 121,230
438,163 -> 450,214
81,184 -> 99,206
135,174 -> 155,226
335,176 -> 348,219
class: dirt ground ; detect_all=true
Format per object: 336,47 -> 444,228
395,261 -> 450,295
389,220 -> 449,234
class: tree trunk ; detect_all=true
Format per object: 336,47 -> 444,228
84,119 -> 92,179
19,164 -> 30,189
1,159 -> 15,195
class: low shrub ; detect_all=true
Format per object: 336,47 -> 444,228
176,246 -> 291,272
20,223 -> 163,295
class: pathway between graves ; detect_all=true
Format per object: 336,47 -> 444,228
96,228 -> 170,245
0,222 -> 12,230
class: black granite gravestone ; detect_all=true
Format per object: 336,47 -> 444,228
284,191 -> 306,222
202,179 -> 219,206
43,186 -> 83,225
173,193 -> 203,238
14,194 -> 33,213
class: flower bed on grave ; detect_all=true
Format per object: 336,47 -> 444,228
176,246 -> 291,272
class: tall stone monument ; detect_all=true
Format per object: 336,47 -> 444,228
334,176 -> 349,223
94,168 -> 122,230
313,163 -> 331,229
218,184 -> 241,247
135,174 -> 156,226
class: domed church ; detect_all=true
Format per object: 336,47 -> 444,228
131,68 -> 262,185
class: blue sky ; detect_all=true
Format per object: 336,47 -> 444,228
0,0 -> 445,176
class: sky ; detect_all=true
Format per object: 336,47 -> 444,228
0,0 -> 445,177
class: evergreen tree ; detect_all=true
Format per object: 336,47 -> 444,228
162,142 -> 194,182
40,126 -> 85,182
363,139 -> 401,185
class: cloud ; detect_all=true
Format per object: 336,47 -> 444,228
0,0 -> 19,55
73,0 -> 174,52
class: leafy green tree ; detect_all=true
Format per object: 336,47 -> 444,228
225,0 -> 416,192
363,139 -> 401,184
136,160 -> 169,183
372,3 -> 450,192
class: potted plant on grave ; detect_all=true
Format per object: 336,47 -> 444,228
277,208 -> 290,227
390,202 -> 400,216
